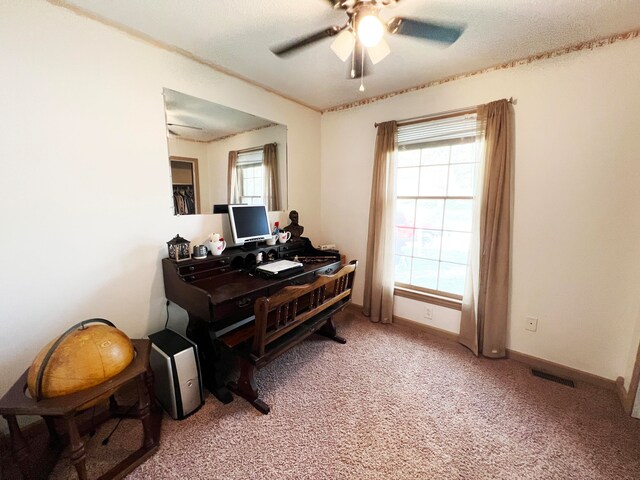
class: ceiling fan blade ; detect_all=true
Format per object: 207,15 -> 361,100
167,123 -> 203,130
331,29 -> 356,62
271,25 -> 344,57
387,17 -> 465,45
325,0 -> 344,9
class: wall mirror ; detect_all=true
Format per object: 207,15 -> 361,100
163,88 -> 288,215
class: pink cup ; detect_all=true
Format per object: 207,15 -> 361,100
278,231 -> 291,243
209,239 -> 226,255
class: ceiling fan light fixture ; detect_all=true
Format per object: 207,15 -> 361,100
357,14 -> 384,47
330,29 -> 356,62
367,37 -> 390,65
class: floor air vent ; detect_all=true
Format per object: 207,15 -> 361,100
531,369 -> 576,388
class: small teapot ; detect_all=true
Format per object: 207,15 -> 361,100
192,244 -> 208,259
209,237 -> 226,256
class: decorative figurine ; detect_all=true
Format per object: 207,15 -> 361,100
282,210 -> 304,240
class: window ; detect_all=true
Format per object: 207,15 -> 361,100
236,150 -> 264,205
394,114 -> 479,298
229,144 -> 279,210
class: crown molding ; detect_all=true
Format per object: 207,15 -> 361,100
322,28 -> 640,113
44,2 -> 640,116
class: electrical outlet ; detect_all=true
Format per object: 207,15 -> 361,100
525,316 -> 538,332
424,305 -> 433,320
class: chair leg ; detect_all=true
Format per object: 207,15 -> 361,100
317,316 -> 346,344
228,360 -> 270,414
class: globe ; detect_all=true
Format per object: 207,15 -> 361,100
27,324 -> 134,400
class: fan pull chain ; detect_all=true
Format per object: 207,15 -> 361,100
350,43 -> 356,78
359,43 -> 365,92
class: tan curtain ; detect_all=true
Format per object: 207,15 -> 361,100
263,143 -> 280,210
227,150 -> 240,204
459,99 -> 513,357
363,121 -> 397,324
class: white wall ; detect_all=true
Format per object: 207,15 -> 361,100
320,38 -> 640,383
0,2 -> 321,398
2,2 -> 638,406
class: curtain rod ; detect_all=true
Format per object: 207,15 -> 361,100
374,97 -> 515,128
235,142 -> 276,154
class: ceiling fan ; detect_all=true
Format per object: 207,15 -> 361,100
271,0 -> 465,90
167,123 -> 203,137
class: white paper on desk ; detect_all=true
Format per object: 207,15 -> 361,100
256,260 -> 303,274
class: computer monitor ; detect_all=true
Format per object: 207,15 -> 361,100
227,204 -> 272,249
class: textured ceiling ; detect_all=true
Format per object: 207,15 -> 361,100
62,0 -> 640,111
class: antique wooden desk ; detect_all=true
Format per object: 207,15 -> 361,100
162,237 -> 342,403
0,339 -> 160,480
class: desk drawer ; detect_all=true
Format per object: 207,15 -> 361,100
275,271 -> 316,291
178,257 -> 230,276
213,289 -> 268,323
184,266 -> 231,282
278,243 -> 305,255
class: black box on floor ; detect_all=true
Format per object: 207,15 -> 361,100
148,329 -> 204,420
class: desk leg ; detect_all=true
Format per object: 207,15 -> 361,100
65,415 -> 87,480
186,317 -> 233,404
4,415 -> 31,480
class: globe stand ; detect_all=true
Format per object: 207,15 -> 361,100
0,339 -> 161,480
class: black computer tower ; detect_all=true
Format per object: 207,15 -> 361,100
148,329 -> 204,420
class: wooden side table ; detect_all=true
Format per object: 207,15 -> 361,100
0,339 -> 160,480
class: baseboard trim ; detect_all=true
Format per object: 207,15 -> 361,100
387,314 -> 617,392
392,315 -> 460,344
506,349 -> 616,391
344,303 -> 363,315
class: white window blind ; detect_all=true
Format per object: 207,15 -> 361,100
237,149 -> 263,165
397,113 -> 478,149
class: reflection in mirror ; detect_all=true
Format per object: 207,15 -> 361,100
163,88 -> 288,215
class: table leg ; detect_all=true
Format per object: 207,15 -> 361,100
4,414 -> 31,480
109,394 -> 119,412
145,367 -> 161,413
44,416 -> 61,446
65,415 -> 87,480
136,373 -> 155,449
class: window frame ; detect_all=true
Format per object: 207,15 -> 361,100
236,150 -> 265,205
394,130 -> 478,300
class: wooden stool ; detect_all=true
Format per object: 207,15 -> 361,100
0,339 -> 160,480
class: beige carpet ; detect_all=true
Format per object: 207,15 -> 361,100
41,311 -> 640,478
